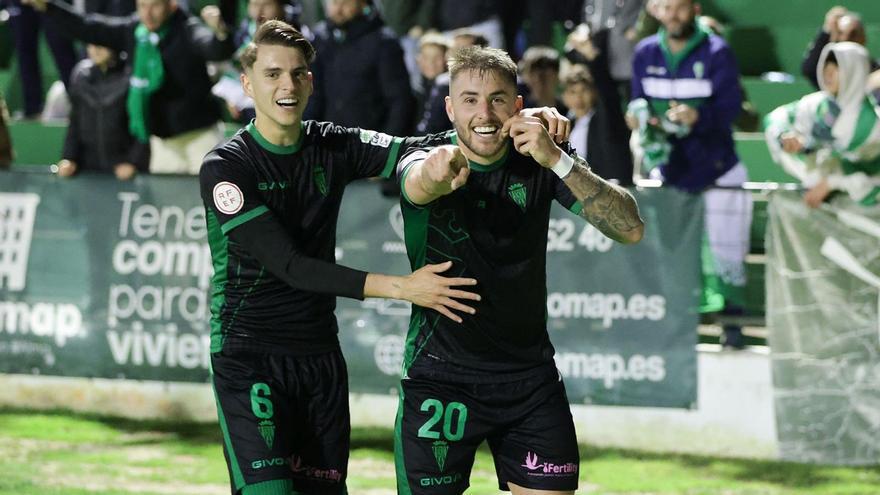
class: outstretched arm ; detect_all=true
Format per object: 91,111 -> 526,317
202,155 -> 480,322
228,211 -> 479,322
400,145 -> 470,206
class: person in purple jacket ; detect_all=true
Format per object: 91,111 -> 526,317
626,0 -> 752,349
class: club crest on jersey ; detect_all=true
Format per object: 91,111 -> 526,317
313,166 -> 328,196
508,183 -> 527,211
213,181 -> 244,215
693,61 -> 705,79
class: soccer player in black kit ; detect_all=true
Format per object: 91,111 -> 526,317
394,47 -> 645,495
199,21 -> 485,495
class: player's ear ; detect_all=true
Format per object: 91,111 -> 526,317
445,95 -> 454,123
307,71 -> 314,97
241,71 -> 253,98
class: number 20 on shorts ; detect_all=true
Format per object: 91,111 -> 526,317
417,399 -> 468,441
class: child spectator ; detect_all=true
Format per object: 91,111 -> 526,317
766,42 -> 880,208
564,28 -> 634,185
413,32 -> 451,134
519,46 -> 567,114
56,44 -> 148,180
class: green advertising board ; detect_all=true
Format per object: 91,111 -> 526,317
0,171 -> 700,407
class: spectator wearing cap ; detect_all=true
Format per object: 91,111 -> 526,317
413,32 -> 451,133
414,29 -> 488,135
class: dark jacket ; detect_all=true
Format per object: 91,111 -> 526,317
801,28 -> 880,89
45,1 -> 235,138
306,11 -> 414,135
415,72 -> 452,135
567,31 -> 633,186
63,58 -> 149,172
631,28 -> 742,192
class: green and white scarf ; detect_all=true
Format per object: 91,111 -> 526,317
127,23 -> 169,142
764,42 -> 880,204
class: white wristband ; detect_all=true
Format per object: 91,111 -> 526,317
550,152 -> 575,179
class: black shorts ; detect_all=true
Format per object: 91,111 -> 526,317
211,348 -> 350,495
395,368 -> 580,494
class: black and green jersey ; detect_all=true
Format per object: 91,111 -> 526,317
397,132 -> 583,382
200,120 -> 414,355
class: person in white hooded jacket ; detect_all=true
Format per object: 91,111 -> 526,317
765,41 -> 880,208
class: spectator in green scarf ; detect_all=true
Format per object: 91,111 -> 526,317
26,0 -> 236,175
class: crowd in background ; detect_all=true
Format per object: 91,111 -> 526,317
0,0 -> 879,349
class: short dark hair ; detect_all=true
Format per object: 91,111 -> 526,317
519,46 -> 560,74
561,65 -> 595,92
239,20 -> 316,70
825,50 -> 838,66
448,46 -> 517,88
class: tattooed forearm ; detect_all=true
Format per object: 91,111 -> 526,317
563,159 -> 644,244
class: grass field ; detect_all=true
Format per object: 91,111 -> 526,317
0,408 -> 878,494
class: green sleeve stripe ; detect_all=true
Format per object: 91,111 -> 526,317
380,137 -> 404,178
568,201 -> 584,216
399,161 -> 421,208
220,205 -> 269,234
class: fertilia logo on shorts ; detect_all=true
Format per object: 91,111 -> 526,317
521,452 -> 578,476
289,456 -> 343,482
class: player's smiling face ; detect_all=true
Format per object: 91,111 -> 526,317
242,43 -> 313,135
446,68 -> 522,164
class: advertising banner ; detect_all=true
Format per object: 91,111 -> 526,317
0,172 -> 700,407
